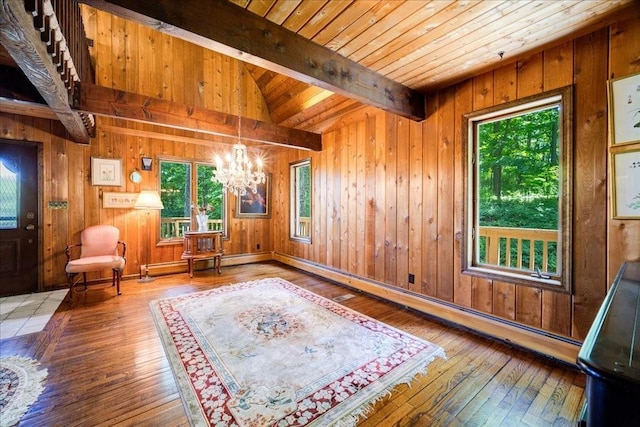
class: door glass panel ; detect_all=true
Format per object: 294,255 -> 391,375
0,158 -> 18,229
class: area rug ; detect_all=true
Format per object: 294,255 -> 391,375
150,277 -> 446,426
0,357 -> 48,427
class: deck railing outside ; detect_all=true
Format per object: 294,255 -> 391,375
158,219 -> 557,271
296,217 -> 311,238
289,222 -> 558,272
478,226 -> 558,273
161,217 -> 223,239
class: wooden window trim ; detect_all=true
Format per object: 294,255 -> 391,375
461,85 -> 573,294
158,157 -> 228,244
290,158 -> 312,243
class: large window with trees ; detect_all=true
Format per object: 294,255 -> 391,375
159,159 -> 226,241
464,86 -> 572,291
290,159 -> 311,242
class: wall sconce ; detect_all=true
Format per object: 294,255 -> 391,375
141,157 -> 153,171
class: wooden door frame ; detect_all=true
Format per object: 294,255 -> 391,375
35,141 -> 43,292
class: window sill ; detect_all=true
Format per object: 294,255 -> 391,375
290,237 -> 311,244
158,238 -> 182,246
463,266 -> 569,293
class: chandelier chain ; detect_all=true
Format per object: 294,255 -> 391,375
238,62 -> 241,141
212,60 -> 266,197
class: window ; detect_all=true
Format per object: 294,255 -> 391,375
290,159 -> 311,242
463,86 -> 572,291
159,159 -> 226,241
0,159 -> 18,229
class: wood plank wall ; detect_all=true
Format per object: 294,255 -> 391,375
0,9 -> 638,345
271,17 -> 640,341
0,7 -> 274,287
608,19 -> 640,284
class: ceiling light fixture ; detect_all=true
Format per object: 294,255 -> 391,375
212,61 -> 265,197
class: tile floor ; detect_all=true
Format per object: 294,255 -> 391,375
0,289 -> 68,339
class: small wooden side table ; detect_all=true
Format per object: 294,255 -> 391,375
181,231 -> 224,277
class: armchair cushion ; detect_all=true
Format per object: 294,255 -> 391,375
65,255 -> 125,274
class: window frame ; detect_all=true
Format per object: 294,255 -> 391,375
462,85 -> 573,293
290,158 -> 312,243
158,156 -> 227,245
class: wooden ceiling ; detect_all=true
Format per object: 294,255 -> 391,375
233,0 -> 637,132
1,0 -> 638,137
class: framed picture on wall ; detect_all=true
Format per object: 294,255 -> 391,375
609,71 -> 640,146
91,157 -> 123,186
103,192 -> 138,208
611,147 -> 640,219
236,174 -> 271,218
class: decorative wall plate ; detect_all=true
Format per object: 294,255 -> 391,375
130,169 -> 142,183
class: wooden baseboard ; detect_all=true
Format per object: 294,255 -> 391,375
273,253 -> 581,365
139,251 -> 580,364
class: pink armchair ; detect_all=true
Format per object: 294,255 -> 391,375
65,225 -> 126,301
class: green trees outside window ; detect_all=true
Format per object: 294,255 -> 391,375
465,86 -> 573,291
477,106 -> 560,272
291,159 -> 311,241
159,160 -> 225,239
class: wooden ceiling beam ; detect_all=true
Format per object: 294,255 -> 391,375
0,97 -> 58,120
74,83 -> 322,151
0,0 -> 91,143
81,0 -> 426,121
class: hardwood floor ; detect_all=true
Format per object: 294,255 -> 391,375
1,262 -> 586,426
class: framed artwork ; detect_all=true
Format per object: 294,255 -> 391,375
236,174 -> 271,218
609,71 -> 640,146
611,147 -> 640,219
91,157 -> 123,186
103,192 -> 138,208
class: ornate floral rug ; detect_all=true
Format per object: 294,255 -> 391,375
0,356 -> 48,427
150,277 -> 446,426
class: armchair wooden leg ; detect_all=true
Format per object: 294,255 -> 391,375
114,268 -> 122,295
66,273 -> 76,303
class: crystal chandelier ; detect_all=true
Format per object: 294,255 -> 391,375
212,61 -> 265,197
214,143 -> 264,197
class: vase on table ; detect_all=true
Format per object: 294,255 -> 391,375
196,213 -> 208,232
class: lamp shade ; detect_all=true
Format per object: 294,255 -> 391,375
135,190 -> 164,210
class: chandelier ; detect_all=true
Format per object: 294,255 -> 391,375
214,143 -> 265,197
212,61 -> 265,197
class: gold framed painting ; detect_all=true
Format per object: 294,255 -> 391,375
611,146 -> 640,219
235,174 -> 271,218
609,71 -> 640,146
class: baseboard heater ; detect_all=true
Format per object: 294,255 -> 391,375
137,251 -> 581,364
138,252 -> 273,277
274,252 -> 582,365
